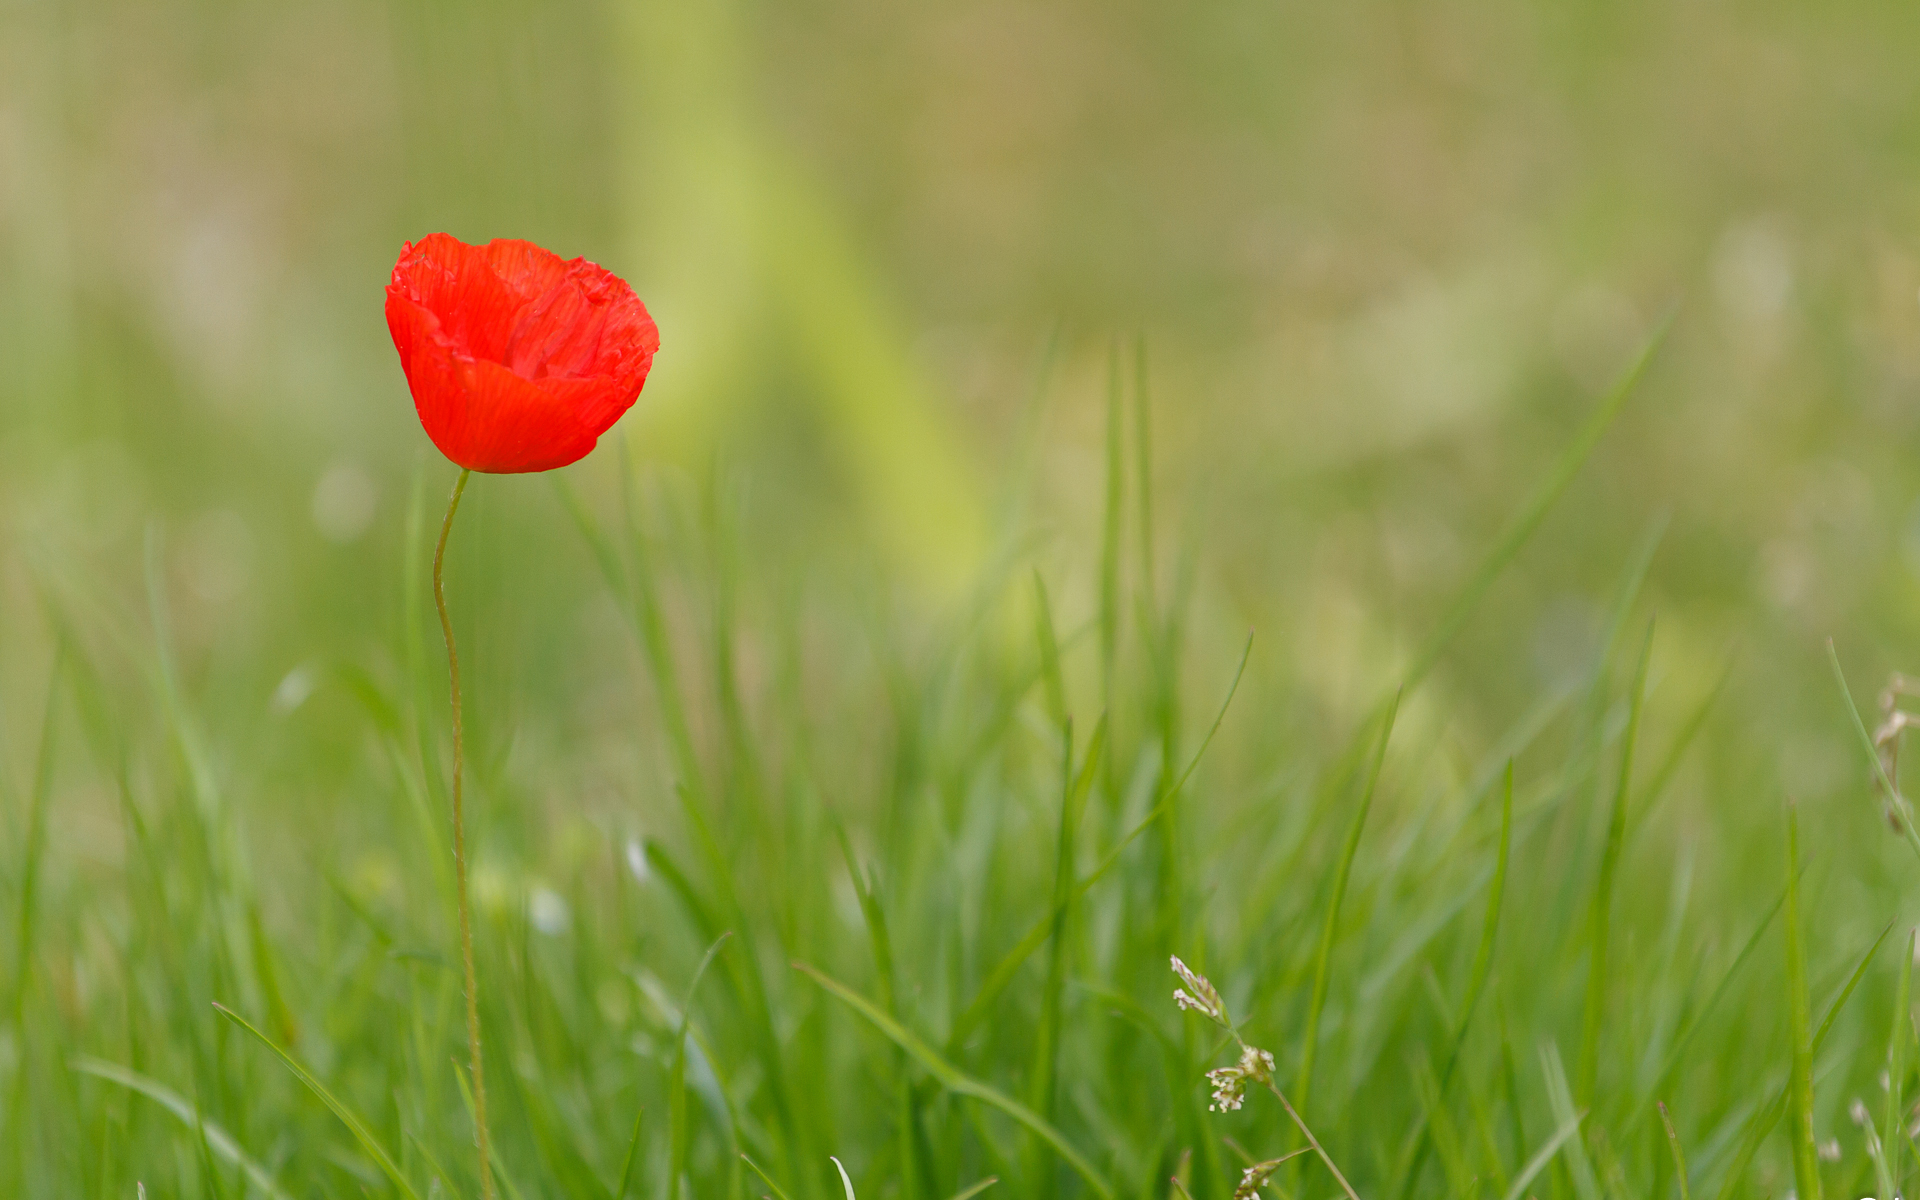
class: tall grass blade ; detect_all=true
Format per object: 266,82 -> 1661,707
742,1152 -> 796,1200
1708,919 -> 1887,1200
615,1108 -> 645,1200
795,964 -> 1114,1200
671,935 -> 733,1200
1033,572 -> 1067,728
1881,929 -> 1915,1200
1540,1043 -> 1602,1200
946,634 -> 1250,1051
1099,341 -> 1124,714
1826,640 -> 1920,863
1784,806 -> 1821,1200
1395,760 -> 1513,1200
1029,717 -> 1104,1198
1499,1110 -> 1586,1200
1402,316 -> 1671,694
1658,1103 -> 1690,1200
1296,687 -> 1401,1115
212,1002 -> 423,1200
1579,619 -> 1654,1101
72,1057 -> 294,1200
10,651 -> 60,1027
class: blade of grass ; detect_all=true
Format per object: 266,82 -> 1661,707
1785,806 -> 1823,1200
1881,929 -> 1915,1200
946,633 -> 1251,1052
795,963 -> 1114,1200
1033,572 -> 1067,729
1401,313 -> 1671,694
948,1179 -> 999,1200
1642,882 -> 1788,1111
1295,688 -> 1401,1116
211,1002 -> 422,1200
1395,760 -> 1514,1200
1499,1110 -> 1587,1200
1709,919 -> 1889,1200
1659,1103 -> 1690,1200
743,1152 -> 796,1200
833,816 -> 933,1200
615,1108 -> 645,1200
1029,717 -> 1105,1200
1540,1043 -> 1602,1200
672,936 -> 733,1200
72,1057 -> 293,1200
10,650 -> 61,1028
1627,655 -> 1733,840
1099,341 -> 1124,718
1579,619 -> 1654,1101
1826,640 -> 1920,864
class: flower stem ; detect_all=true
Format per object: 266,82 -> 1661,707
433,467 -> 494,1200
1259,1073 -> 1360,1200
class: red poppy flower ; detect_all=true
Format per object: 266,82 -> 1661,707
385,234 -> 659,473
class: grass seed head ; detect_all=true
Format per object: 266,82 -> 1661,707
1171,955 -> 1228,1025
1232,1159 -> 1283,1200
1206,1044 -> 1277,1112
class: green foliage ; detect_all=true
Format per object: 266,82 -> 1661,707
10,6 -> 1920,1198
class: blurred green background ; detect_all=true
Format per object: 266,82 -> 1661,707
9,1 -> 1920,1197
9,0 -> 1920,734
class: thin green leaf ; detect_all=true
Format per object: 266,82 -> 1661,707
947,634 -> 1251,1051
1499,1110 -> 1586,1200
1785,807 -> 1821,1200
1402,314 -> 1671,693
1658,1103 -> 1690,1200
742,1152 -> 796,1200
1580,619 -> 1654,1100
1826,640 -> 1920,864
796,963 -> 1114,1200
1296,688 -> 1401,1114
672,935 -> 733,1200
1882,930 -> 1915,1200
72,1057 -> 294,1200
212,1002 -> 422,1200
616,1108 -> 645,1200
1395,760 -> 1513,1200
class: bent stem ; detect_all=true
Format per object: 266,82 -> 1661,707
433,467 -> 493,1200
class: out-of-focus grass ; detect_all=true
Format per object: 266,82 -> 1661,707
6,1 -> 1920,1198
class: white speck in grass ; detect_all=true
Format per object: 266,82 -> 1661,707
1713,216 -> 1793,328
312,459 -> 377,544
625,837 -> 649,884
529,886 -> 570,936
271,665 -> 315,715
1818,1139 -> 1842,1162
831,1156 -> 857,1200
1852,1098 -> 1873,1126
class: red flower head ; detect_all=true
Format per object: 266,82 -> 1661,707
385,233 -> 659,473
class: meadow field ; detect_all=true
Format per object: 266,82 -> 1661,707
7,2 -> 1920,1198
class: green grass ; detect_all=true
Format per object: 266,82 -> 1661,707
7,324 -> 1920,1200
